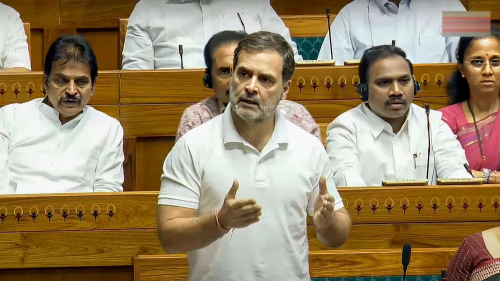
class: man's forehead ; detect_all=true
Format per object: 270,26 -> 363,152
369,57 -> 411,79
213,43 -> 237,64
51,59 -> 91,77
236,50 -> 282,73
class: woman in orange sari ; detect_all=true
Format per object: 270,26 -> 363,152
440,31 -> 500,184
447,228 -> 500,281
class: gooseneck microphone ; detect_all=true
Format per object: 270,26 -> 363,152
402,243 -> 412,281
237,13 -> 246,33
179,45 -> 184,69
326,7 -> 333,60
464,163 -> 474,177
425,104 -> 431,180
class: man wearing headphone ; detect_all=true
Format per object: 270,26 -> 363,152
325,45 -> 471,187
176,30 -> 320,141
317,0 -> 466,65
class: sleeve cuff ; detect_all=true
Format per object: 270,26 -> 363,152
158,195 -> 199,209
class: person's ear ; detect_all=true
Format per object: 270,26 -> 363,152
458,62 -> 465,78
281,80 -> 291,100
91,78 -> 98,97
42,75 -> 49,94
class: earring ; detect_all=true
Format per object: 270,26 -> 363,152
461,73 -> 465,78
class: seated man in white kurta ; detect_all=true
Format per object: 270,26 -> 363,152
0,35 -> 124,194
326,45 -> 471,187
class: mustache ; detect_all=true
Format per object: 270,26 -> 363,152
61,95 -> 81,102
385,97 -> 406,105
238,95 -> 260,105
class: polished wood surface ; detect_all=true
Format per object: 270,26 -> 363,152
0,71 -> 119,106
0,188 -> 493,278
0,266 -> 133,281
133,248 -> 456,280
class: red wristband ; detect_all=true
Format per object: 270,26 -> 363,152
215,210 -> 231,233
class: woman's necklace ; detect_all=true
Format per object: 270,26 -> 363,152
467,101 -> 486,162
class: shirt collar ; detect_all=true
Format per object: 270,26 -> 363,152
222,103 -> 289,146
37,98 -> 87,126
165,0 -> 199,3
361,102 -> 413,138
374,0 -> 411,14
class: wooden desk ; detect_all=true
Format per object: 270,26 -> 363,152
133,248 -> 457,281
0,186 -> 495,280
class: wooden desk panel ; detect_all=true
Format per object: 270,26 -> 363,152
0,192 -> 157,232
133,248 -> 455,280
119,64 -> 456,105
0,71 -> 120,106
120,70 -> 212,104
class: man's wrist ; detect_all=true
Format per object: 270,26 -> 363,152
214,210 -> 230,233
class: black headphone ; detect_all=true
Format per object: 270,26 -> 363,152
203,69 -> 213,89
357,77 -> 422,102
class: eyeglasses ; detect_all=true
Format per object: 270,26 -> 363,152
464,59 -> 500,69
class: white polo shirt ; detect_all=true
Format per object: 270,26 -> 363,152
159,104 -> 343,281
0,98 -> 125,194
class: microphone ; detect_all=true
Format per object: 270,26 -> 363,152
392,39 -> 396,46
464,163 -> 474,177
402,243 -> 412,281
425,104 -> 431,180
326,7 -> 333,60
237,13 -> 246,33
179,45 -> 184,69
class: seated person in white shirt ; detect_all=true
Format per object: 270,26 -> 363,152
326,45 -> 471,187
0,35 -> 125,194
157,31 -> 351,281
0,3 -> 30,72
317,0 -> 466,65
122,0 -> 301,70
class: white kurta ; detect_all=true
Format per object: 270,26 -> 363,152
0,3 -> 31,70
326,103 -> 472,187
122,0 -> 302,70
0,99 -> 124,194
317,0 -> 466,65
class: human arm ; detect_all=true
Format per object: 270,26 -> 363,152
121,4 -> 155,70
325,119 -> 367,187
313,177 -> 351,248
317,8 -> 353,64
175,108 -> 204,142
93,121 -> 125,192
434,118 -> 472,179
157,138 -> 261,253
259,5 -> 302,61
2,9 -> 30,70
446,234 -> 483,281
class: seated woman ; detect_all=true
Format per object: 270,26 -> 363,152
447,228 -> 500,281
440,30 -> 500,184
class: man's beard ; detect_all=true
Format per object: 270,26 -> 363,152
229,82 -> 282,124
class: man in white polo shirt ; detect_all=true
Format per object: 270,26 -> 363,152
0,35 -> 124,194
157,31 -> 351,281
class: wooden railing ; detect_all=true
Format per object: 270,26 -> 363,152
0,186 -> 496,279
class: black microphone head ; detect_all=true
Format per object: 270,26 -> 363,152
179,44 -> 183,54
464,163 -> 470,171
402,243 -> 411,267
326,7 -> 330,16
425,104 -> 430,113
